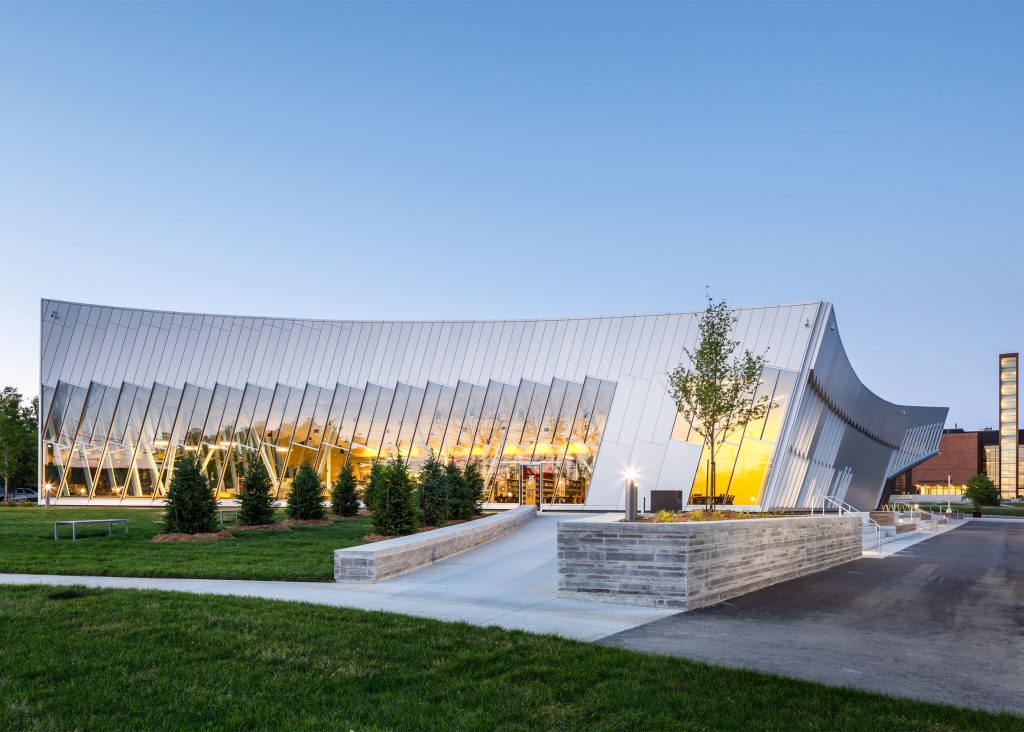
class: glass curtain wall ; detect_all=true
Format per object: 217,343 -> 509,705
41,373 -> 616,505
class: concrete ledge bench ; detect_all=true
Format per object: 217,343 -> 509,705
335,506 -> 536,582
54,519 -> 128,541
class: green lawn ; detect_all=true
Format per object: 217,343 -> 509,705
0,507 -> 371,581
914,502 -> 1024,518
0,586 -> 1018,731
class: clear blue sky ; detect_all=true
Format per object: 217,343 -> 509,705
1,1 -> 1020,429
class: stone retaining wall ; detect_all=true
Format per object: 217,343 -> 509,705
557,514 -> 861,609
335,506 -> 536,582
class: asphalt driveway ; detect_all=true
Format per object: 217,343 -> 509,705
600,520 -> 1024,715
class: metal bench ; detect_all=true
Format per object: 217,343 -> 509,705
219,508 -> 239,526
54,519 -> 129,541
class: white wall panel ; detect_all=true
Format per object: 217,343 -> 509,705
629,316 -> 655,378
588,318 -> 610,376
583,441 -> 632,508
629,439 -> 670,510
553,320 -> 578,380
617,376 -> 652,446
636,377 -> 671,445
602,374 -> 635,446
655,439 -> 703,496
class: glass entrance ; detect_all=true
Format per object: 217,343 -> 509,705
519,463 -> 556,507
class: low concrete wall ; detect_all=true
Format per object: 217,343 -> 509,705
335,506 -> 536,582
557,514 -> 861,610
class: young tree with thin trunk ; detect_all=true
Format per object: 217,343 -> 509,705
963,473 -> 999,515
667,299 -> 771,510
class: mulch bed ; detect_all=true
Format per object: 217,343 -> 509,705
281,517 -> 337,527
151,531 -> 235,543
640,510 -> 795,523
361,517 -> 474,542
361,533 -> 395,542
230,523 -> 292,532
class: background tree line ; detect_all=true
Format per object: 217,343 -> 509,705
0,387 -> 38,501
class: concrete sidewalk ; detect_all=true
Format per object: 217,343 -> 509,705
0,513 -> 673,641
863,516 -> 963,557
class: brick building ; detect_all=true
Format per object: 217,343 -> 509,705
883,353 -> 1022,504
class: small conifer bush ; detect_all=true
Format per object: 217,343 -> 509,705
362,461 -> 385,513
331,461 -> 360,517
418,451 -> 449,527
372,454 -> 419,536
455,459 -> 486,519
237,458 -> 276,526
163,454 -> 218,534
286,461 -> 326,520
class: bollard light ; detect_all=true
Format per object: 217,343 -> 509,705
623,467 -> 638,522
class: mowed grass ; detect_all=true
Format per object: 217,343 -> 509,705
916,502 -> 1024,518
0,507 -> 371,581
0,586 -> 1019,731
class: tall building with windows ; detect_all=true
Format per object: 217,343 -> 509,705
38,300 -> 946,511
998,353 -> 1020,499
882,353 -> 1023,502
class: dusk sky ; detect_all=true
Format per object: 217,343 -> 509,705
1,1 -> 1020,429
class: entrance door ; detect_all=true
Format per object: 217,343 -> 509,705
519,463 -> 555,508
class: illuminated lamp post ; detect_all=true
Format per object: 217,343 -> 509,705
624,467 -> 638,522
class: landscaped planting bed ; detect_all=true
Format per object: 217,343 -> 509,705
558,513 -> 861,609
0,507 -> 372,581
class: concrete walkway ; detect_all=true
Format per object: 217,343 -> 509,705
0,513 -> 673,641
601,519 -> 1024,715
863,517 -> 963,557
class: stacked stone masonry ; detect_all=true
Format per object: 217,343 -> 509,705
335,506 -> 536,582
557,515 -> 862,610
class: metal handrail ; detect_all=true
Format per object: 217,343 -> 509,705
811,494 -> 882,555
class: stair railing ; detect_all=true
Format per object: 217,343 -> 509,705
811,494 -> 882,555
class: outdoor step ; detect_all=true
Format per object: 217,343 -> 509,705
862,531 -> 904,551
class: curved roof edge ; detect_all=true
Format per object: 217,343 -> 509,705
41,297 -> 826,326
811,305 -> 948,447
